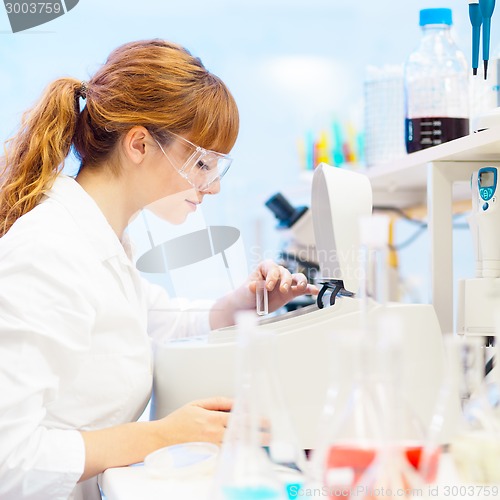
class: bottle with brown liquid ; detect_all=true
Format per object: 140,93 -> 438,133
404,8 -> 469,153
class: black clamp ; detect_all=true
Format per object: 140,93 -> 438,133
317,279 -> 354,309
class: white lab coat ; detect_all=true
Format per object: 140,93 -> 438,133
0,175 -> 213,500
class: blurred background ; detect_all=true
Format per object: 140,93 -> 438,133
0,0 -> 497,304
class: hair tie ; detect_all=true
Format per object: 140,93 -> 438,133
78,81 -> 88,100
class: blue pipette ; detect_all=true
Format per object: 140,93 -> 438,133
479,0 -> 496,79
469,0 -> 483,75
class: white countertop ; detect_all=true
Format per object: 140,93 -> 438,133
99,464 -> 212,499
99,453 -> 499,500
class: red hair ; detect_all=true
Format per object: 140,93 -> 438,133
0,39 -> 239,236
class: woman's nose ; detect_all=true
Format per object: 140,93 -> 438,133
201,177 -> 221,195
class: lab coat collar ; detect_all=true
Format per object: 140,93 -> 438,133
44,174 -> 131,265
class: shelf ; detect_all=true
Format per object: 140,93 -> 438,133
366,127 -> 500,208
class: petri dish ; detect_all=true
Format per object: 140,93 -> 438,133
144,442 -> 219,480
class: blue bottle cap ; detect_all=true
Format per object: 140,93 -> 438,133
419,8 -> 452,26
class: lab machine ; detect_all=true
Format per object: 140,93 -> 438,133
150,164 -> 445,450
457,166 -> 500,338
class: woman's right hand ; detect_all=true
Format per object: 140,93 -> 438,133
80,396 -> 233,481
154,396 -> 233,446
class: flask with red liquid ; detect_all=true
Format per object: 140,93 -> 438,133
319,331 -> 438,500
309,216 -> 439,499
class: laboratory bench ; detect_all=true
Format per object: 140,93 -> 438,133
98,453 -> 497,500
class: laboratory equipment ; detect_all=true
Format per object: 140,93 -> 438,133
313,221 -> 437,499
154,132 -> 233,191
348,331 -> 429,500
404,8 -> 469,153
150,164 -> 445,451
448,336 -> 500,484
256,281 -> 269,316
363,65 -> 406,167
144,442 -> 219,480
457,166 -> 500,337
479,0 -> 496,79
210,313 -> 289,500
265,192 -> 319,285
469,1 -> 483,76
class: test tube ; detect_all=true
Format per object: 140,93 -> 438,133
256,280 -> 269,316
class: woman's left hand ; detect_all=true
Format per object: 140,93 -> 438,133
209,260 -> 319,330
240,259 -> 318,313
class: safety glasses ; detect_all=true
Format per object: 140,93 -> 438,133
154,132 -> 233,191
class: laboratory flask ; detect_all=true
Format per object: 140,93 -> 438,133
448,335 -> 500,484
210,312 -> 304,500
353,330 -> 428,500
404,8 -> 469,153
314,329 -> 433,500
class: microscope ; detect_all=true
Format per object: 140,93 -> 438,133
264,193 -> 319,283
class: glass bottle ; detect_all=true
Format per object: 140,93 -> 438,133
404,8 -> 469,153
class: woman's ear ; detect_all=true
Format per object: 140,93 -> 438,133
121,126 -> 150,166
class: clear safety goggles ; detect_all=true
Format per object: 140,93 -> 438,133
155,132 -> 233,191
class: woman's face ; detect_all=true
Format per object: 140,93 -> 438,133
141,135 -> 221,225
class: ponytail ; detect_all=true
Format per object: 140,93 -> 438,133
0,40 -> 239,237
0,78 -> 81,237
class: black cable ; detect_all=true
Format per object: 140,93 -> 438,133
374,206 -> 470,251
389,226 -> 428,251
374,206 -> 427,226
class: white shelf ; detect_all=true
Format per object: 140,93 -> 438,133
366,127 -> 500,208
364,127 -> 500,334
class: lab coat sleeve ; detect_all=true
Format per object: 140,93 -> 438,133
0,231 -> 94,499
142,278 -> 215,343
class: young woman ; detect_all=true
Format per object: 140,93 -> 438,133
0,39 -> 316,499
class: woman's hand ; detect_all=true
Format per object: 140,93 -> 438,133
79,397 -> 232,481
244,259 -> 318,313
154,397 -> 232,446
210,260 -> 318,330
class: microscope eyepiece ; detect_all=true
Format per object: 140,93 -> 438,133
265,193 -> 308,228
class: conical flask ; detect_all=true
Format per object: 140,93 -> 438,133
210,312 -> 292,500
358,216 -> 433,480
304,326 -> 385,500
354,328 -> 428,500
309,216 -> 432,499
255,326 -> 307,497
